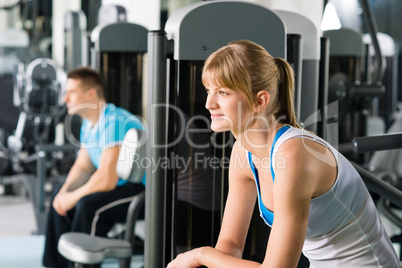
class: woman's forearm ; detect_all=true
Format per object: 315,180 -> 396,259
214,238 -> 244,259
167,246 -> 261,268
197,246 -> 261,268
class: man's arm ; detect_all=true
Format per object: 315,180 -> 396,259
59,148 -> 94,193
53,146 -> 121,216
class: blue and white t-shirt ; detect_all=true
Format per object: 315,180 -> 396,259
80,103 -> 144,186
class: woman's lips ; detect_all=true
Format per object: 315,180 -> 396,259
211,114 -> 225,119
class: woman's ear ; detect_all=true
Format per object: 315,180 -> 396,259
254,90 -> 270,112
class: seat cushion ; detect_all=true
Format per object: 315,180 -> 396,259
58,232 -> 132,264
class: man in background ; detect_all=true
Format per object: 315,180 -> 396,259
43,67 -> 145,268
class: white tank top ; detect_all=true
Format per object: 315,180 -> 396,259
270,127 -> 399,267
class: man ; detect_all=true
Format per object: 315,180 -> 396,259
43,67 -> 145,268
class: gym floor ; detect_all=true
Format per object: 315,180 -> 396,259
0,183 -> 144,268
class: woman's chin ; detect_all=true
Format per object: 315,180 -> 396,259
210,124 -> 230,133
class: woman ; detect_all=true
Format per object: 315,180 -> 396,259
167,40 -> 399,267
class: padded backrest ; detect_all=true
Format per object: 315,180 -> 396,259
116,128 -> 146,183
25,58 -> 59,114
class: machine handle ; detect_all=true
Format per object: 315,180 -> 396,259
352,133 -> 402,153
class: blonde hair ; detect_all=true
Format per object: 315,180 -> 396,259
202,40 -> 301,128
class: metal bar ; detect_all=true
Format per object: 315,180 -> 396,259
359,0 -> 383,83
34,150 -> 47,234
352,133 -> 402,153
145,30 -> 169,268
378,197 -> 402,228
286,34 -> 303,121
352,162 -> 402,208
36,150 -> 46,213
318,37 -> 330,140
121,191 -> 146,268
35,144 -> 77,153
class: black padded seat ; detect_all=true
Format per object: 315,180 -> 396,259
58,232 -> 132,264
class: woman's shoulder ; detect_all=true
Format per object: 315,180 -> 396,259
229,141 -> 254,178
277,132 -> 335,165
275,129 -> 338,190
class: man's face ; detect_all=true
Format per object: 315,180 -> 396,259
63,78 -> 91,116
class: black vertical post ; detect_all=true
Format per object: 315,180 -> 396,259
287,34 -> 303,121
145,30 -> 171,268
318,37 -> 330,140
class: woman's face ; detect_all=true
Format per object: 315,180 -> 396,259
204,75 -> 254,135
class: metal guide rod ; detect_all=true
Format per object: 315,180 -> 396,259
360,0 -> 383,84
145,30 -> 170,268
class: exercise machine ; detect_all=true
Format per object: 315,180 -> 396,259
146,1 -> 288,266
90,4 -> 148,116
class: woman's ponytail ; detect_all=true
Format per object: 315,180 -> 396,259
274,57 -> 302,129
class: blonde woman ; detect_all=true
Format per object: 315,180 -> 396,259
167,40 -> 399,268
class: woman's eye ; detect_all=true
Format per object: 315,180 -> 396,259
219,91 -> 228,95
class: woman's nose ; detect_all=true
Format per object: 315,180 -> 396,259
205,94 -> 218,110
